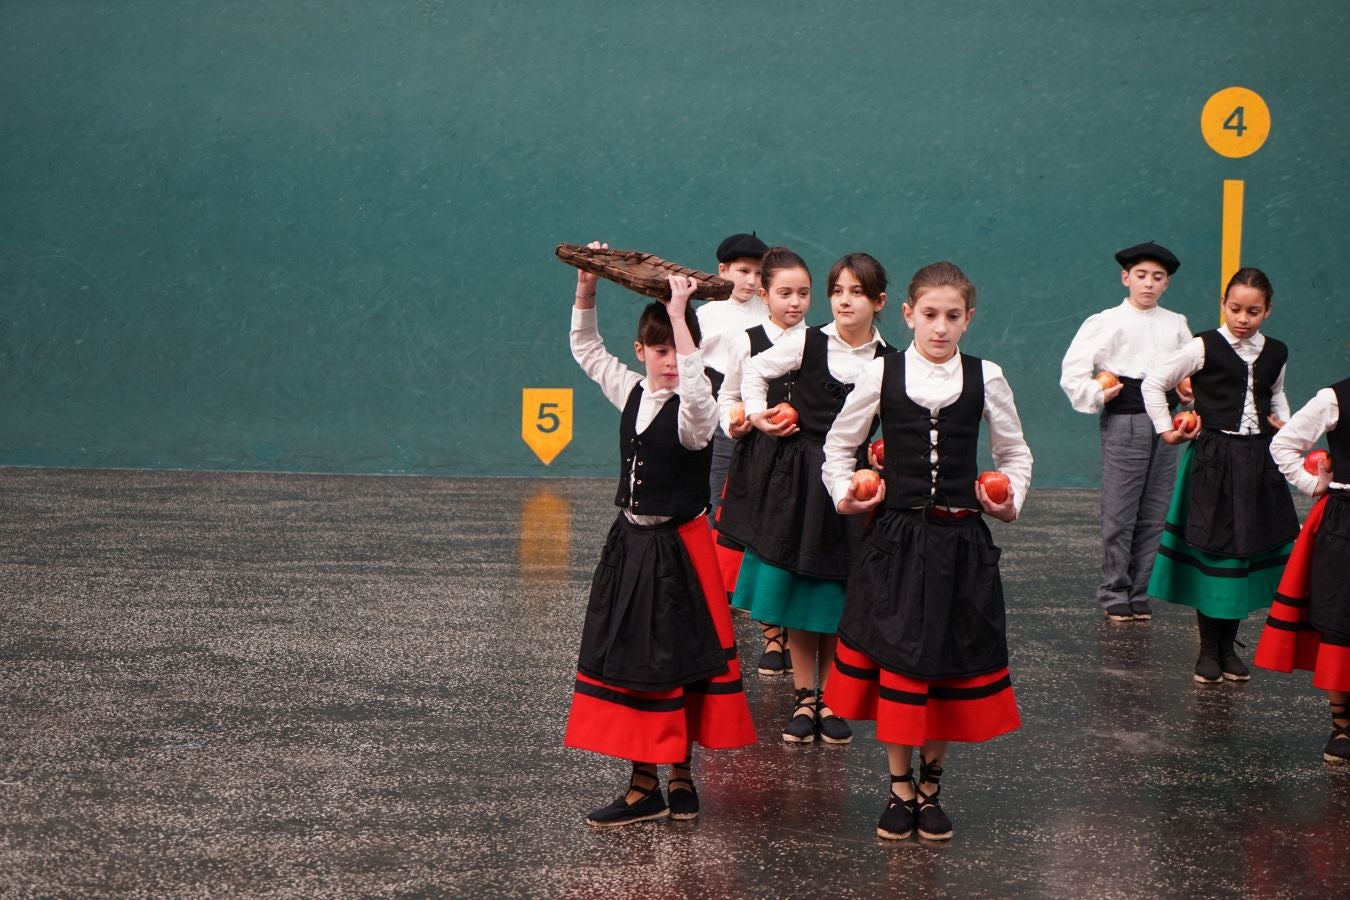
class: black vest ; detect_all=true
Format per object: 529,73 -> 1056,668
1328,379 -> 1350,468
1191,330 -> 1288,434
790,326 -> 893,442
615,385 -> 713,517
747,325 -> 793,408
880,353 -> 985,510
703,366 -> 725,397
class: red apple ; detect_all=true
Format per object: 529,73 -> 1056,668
1304,449 -> 1331,476
977,471 -> 1010,505
870,438 -> 885,468
851,468 -> 881,501
767,402 -> 799,427
729,402 -> 746,427
1173,410 -> 1199,432
1095,371 -> 1120,390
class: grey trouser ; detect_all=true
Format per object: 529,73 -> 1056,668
707,429 -> 734,520
1098,412 -> 1179,610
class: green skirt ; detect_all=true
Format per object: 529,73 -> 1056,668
1147,442 -> 1292,620
731,551 -> 845,634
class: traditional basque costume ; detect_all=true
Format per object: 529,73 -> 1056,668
713,320 -> 806,594
563,306 -> 755,764
1142,327 -> 1299,619
721,324 -> 893,633
1255,379 -> 1350,691
821,344 -> 1033,747
1059,296 -> 1192,616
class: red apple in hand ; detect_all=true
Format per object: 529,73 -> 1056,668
767,402 -> 799,427
1095,371 -> 1120,390
977,471 -> 1010,505
870,438 -> 885,468
851,468 -> 881,501
729,402 -> 746,427
1304,449 -> 1331,476
1173,410 -> 1199,432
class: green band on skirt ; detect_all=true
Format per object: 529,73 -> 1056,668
1147,441 -> 1292,619
731,551 -> 845,634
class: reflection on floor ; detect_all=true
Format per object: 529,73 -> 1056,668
0,470 -> 1341,897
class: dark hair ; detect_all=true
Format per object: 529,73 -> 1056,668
828,252 -> 888,302
907,261 -> 977,310
759,246 -> 811,291
636,301 -> 702,347
1224,266 -> 1273,307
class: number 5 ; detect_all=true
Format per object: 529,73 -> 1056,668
536,402 -> 561,433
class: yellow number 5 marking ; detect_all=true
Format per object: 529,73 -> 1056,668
521,388 -> 573,465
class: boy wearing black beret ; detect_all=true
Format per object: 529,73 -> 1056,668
1060,242 -> 1193,621
697,232 -> 770,515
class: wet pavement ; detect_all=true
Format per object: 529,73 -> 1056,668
1,469 -> 1344,898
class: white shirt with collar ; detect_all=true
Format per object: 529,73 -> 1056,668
696,294 -> 770,377
1270,388 -> 1347,496
1059,299 -> 1192,414
716,320 -> 807,436
821,343 -> 1033,515
741,322 -> 887,416
570,306 -> 718,524
1143,325 -> 1291,435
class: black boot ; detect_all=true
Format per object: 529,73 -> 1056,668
1217,618 -> 1250,681
1194,612 -> 1223,684
1325,702 -> 1350,765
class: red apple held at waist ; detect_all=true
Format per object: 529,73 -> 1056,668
1304,449 -> 1331,476
729,402 -> 746,427
870,438 -> 885,468
851,468 -> 881,501
977,471 -> 1010,505
1173,410 -> 1199,432
767,402 -> 799,427
1095,371 -> 1120,390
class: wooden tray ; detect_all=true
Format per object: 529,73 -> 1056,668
556,243 -> 733,301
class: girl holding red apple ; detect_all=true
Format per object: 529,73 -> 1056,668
1142,267 -> 1299,685
821,261 -> 1033,842
563,245 -> 755,827
724,251 -> 896,746
713,246 -> 812,676
1255,379 -> 1350,763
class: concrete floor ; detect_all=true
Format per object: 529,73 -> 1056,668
0,468 -> 1344,898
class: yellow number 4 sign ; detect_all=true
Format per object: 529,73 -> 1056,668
522,388 -> 573,465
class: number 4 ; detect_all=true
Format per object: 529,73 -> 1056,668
1223,106 -> 1247,137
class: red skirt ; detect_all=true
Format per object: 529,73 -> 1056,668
564,515 -> 756,763
713,482 -> 745,595
1253,496 -> 1350,691
825,637 -> 1020,745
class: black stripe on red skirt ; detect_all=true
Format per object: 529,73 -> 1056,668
1254,496 -> 1350,691
563,516 -> 756,763
825,638 -> 1019,746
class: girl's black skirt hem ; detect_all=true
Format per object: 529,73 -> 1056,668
1184,430 -> 1299,557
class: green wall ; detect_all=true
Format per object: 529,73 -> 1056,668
3,1 -> 1348,483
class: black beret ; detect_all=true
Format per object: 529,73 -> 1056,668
716,232 -> 768,263
1114,241 -> 1179,275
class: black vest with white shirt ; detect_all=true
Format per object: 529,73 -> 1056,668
1191,329 -> 1287,434
880,352 -> 985,510
615,384 -> 713,518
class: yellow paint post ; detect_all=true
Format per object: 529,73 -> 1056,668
521,388 -> 573,465
1221,179 -> 1245,313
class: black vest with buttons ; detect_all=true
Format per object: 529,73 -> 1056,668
880,352 -> 985,510
1191,330 -> 1288,434
1328,379 -> 1350,466
614,384 -> 713,518
791,326 -> 893,442
747,325 -> 793,408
